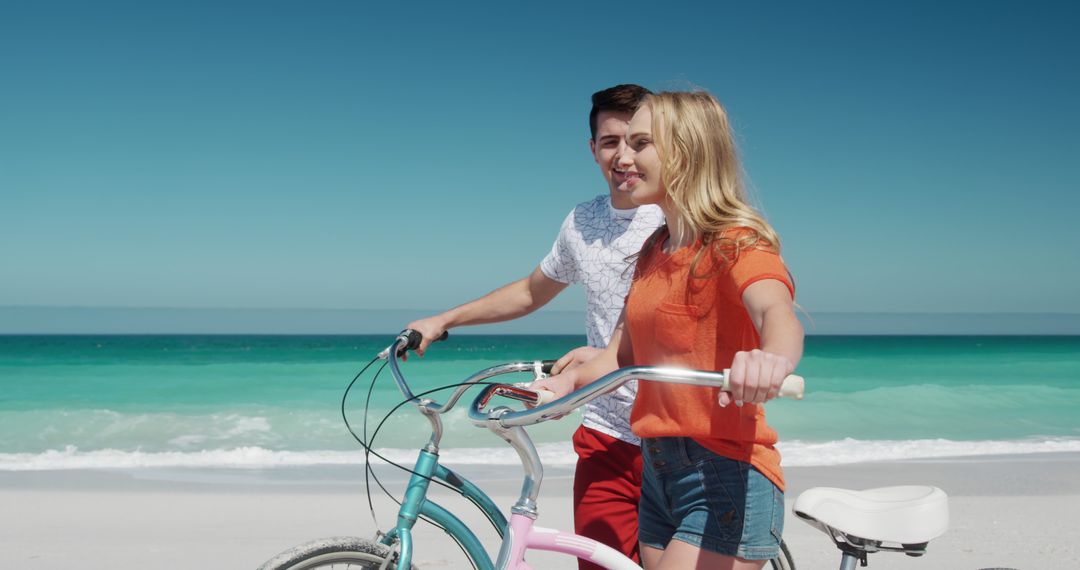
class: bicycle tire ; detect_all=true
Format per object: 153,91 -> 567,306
768,538 -> 795,570
258,536 -> 414,570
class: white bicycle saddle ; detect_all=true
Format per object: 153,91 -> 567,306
793,485 -> 949,546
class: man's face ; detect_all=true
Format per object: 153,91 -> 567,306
589,110 -> 635,209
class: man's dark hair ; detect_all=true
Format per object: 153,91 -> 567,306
589,84 -> 652,140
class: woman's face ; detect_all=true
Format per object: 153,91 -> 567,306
620,105 -> 665,207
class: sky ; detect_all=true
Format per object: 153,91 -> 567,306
1,1 -> 1078,333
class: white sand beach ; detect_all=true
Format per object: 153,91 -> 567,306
3,453 -> 1078,569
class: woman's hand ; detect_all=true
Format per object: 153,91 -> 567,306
720,349 -> 794,407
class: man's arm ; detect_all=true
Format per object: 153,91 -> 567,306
406,266 -> 568,355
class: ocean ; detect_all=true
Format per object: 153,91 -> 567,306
2,334 -> 1078,471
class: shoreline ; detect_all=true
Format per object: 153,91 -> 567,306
2,450 -> 1078,493
3,452 -> 1078,568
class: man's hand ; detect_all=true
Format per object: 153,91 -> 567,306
720,349 -> 794,407
404,316 -> 449,357
551,346 -> 603,374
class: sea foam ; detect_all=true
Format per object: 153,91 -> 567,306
3,437 -> 1079,471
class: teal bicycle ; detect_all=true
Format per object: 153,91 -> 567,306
258,330 -> 798,569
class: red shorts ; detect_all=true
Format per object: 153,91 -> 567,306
572,425 -> 643,570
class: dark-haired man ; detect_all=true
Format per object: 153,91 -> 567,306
407,84 -> 662,569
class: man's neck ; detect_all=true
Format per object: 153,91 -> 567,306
609,192 -> 636,211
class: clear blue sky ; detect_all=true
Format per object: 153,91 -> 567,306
2,1 -> 1078,325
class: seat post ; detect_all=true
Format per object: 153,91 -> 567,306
839,552 -> 861,570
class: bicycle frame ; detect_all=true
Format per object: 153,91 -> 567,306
497,513 -> 640,570
260,333 -> 798,570
378,448 -> 507,570
381,444 -> 641,570
374,334 -> 557,569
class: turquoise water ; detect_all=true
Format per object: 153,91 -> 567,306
2,334 -> 1078,469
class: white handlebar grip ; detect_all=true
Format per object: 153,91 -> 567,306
721,370 -> 805,400
777,374 -> 805,400
534,389 -> 556,405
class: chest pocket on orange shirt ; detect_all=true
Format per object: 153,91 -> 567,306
654,302 -> 703,355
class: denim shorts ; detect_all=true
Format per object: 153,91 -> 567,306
638,437 -> 784,560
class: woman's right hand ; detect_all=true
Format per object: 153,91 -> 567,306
721,348 -> 794,407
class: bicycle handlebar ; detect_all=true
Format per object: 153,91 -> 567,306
395,329 -> 449,357
381,329 -> 557,413
469,366 -> 804,428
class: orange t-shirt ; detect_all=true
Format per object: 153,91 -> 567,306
626,227 -> 794,490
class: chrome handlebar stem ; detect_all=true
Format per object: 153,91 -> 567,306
381,338 -> 548,450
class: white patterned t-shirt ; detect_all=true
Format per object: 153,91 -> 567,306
540,194 -> 664,445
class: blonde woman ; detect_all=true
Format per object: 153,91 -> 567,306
534,91 -> 804,570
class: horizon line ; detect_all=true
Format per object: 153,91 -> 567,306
3,305 -> 1077,316
2,306 -> 1079,335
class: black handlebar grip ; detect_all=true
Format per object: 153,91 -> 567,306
540,360 -> 558,374
403,329 -> 424,351
397,329 -> 450,356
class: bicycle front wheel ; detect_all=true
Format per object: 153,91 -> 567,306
258,536 -> 412,570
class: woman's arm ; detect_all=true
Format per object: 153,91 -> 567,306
722,279 -> 804,407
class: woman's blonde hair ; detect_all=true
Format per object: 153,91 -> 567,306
643,91 -> 780,271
